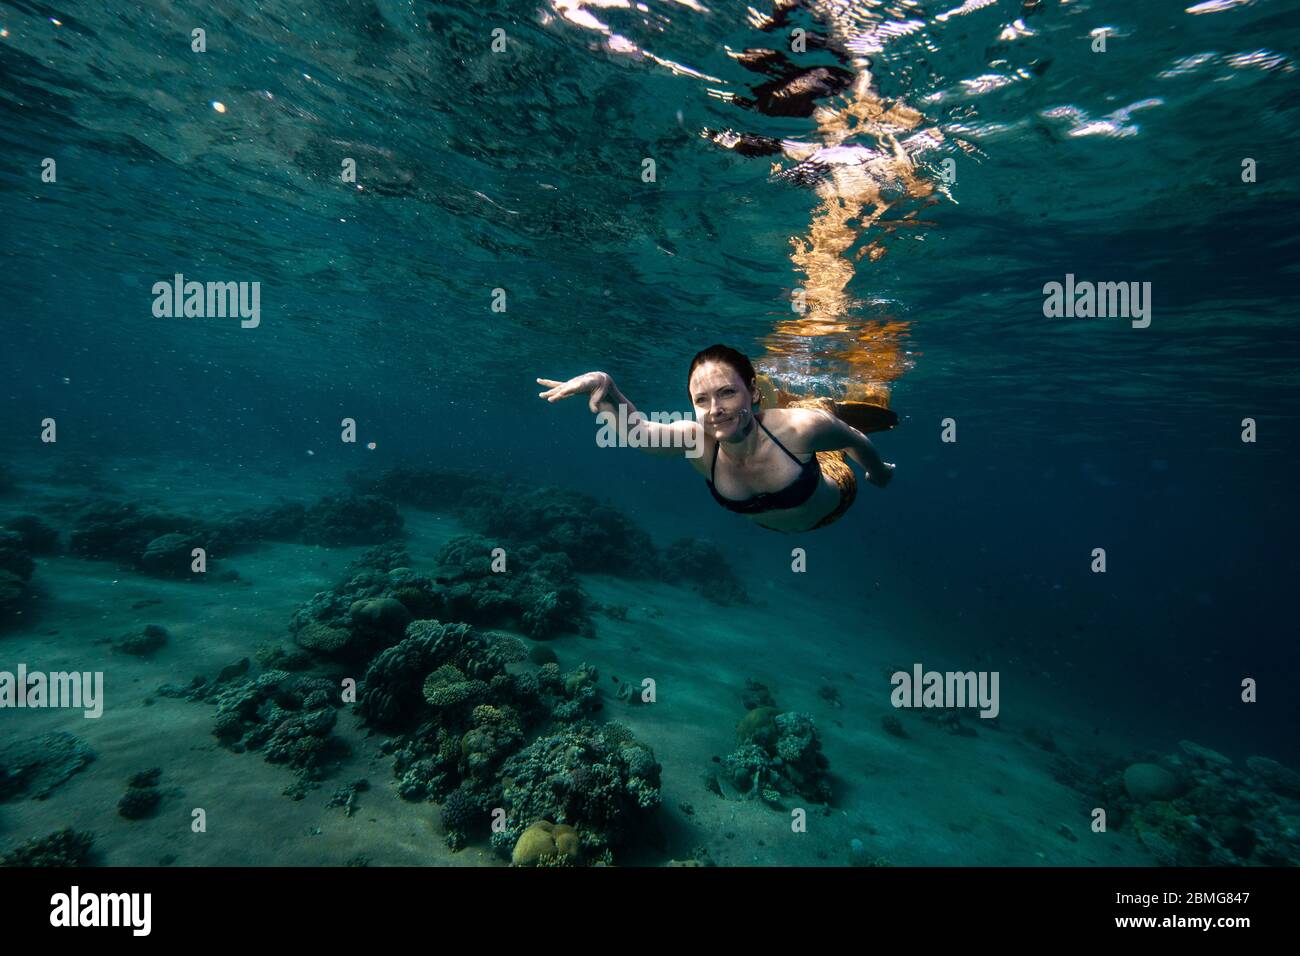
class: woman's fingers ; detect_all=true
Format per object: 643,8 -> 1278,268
537,377 -> 568,401
537,373 -> 603,405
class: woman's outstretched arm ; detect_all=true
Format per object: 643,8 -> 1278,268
537,372 -> 702,460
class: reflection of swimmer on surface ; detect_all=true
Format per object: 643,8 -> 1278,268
537,343 -> 893,534
543,1 -> 955,421
703,0 -> 955,426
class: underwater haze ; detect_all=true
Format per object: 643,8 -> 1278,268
1,0 -> 1298,868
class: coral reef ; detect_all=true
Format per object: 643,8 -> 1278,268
365,621 -> 602,845
717,744 -> 785,805
217,501 -> 306,543
118,769 -> 163,820
0,528 -> 36,581
0,828 -> 95,867
769,712 -> 832,800
1245,755 -> 1300,799
923,710 -> 978,737
115,624 -> 169,656
818,683 -> 842,708
351,467 -> 746,601
430,535 -> 593,640
0,731 -> 95,801
737,706 -> 782,748
289,546 -> 432,664
357,621 -> 490,731
712,701 -> 831,805
422,664 -> 491,711
597,602 -> 629,621
159,668 -> 343,781
439,784 -> 491,850
351,466 -> 649,578
139,533 -> 202,578
0,526 -> 37,620
368,627 -> 643,858
511,820 -> 581,866
327,779 -> 369,817
348,465 -> 483,513
48,454 -> 117,491
658,538 -> 748,606
491,720 -> 661,858
294,621 -> 362,660
547,661 -> 601,722
460,704 -> 525,783
263,706 -> 339,771
461,486 -> 657,577
68,500 -> 209,564
5,515 -> 59,555
0,568 -> 31,621
301,493 -> 403,546
1082,740 -> 1300,865
1123,762 -> 1181,802
351,597 -> 412,638
79,471 -> 699,865
254,644 -> 314,671
881,714 -> 908,739
741,678 -> 776,710
64,491 -> 402,578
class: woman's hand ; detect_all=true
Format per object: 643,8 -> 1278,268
537,372 -> 612,413
868,461 -> 895,489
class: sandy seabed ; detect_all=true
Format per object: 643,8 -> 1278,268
0,454 -> 1158,867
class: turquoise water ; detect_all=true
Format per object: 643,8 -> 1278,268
1,0 -> 1298,866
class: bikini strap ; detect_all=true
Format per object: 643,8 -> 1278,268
756,415 -> 806,466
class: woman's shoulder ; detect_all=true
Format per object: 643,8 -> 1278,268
762,406 -> 831,446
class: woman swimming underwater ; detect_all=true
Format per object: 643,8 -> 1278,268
538,344 -> 893,534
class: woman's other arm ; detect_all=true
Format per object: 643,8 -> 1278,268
793,407 -> 895,487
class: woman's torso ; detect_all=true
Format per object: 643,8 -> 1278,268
690,409 -> 844,532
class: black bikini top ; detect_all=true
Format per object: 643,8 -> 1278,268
706,415 -> 821,514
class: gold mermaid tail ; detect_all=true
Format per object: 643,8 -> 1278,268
756,375 -> 898,434
829,400 -> 898,434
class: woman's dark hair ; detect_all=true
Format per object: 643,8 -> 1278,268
687,344 -> 760,407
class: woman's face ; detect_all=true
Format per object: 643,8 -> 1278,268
689,361 -> 758,441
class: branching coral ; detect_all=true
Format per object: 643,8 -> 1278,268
491,721 -> 661,858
